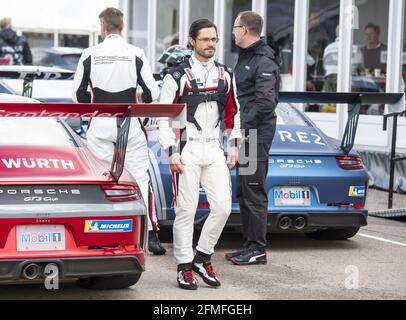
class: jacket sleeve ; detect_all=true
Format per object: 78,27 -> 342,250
157,73 -> 179,156
135,50 -> 160,103
72,51 -> 91,103
224,72 -> 242,147
242,58 -> 279,129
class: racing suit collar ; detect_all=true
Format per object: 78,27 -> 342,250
190,54 -> 215,69
104,34 -> 124,42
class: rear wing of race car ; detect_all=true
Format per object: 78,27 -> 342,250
0,100 -> 186,181
279,92 -> 405,154
0,65 -> 74,98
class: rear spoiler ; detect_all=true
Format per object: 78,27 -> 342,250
0,66 -> 74,97
0,65 -> 74,80
279,92 -> 404,154
0,101 -> 185,182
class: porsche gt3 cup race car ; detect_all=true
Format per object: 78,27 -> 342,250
0,94 -> 148,289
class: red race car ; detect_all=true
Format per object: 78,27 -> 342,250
0,93 -> 149,290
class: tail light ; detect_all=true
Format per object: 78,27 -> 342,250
336,156 -> 364,170
101,184 -> 142,202
354,203 -> 364,209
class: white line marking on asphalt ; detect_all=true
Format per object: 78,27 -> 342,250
357,233 -> 406,247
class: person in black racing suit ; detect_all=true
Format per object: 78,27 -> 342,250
0,18 -> 32,65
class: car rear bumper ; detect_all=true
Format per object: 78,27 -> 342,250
0,256 -> 144,281
226,211 -> 368,232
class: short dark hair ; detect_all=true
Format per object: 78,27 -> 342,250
365,23 -> 380,35
99,7 -> 124,32
0,17 -> 11,30
238,11 -> 263,37
188,19 -> 217,48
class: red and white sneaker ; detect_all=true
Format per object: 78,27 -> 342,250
192,261 -> 221,287
177,269 -> 198,290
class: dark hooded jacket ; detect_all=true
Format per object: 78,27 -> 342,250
0,28 -> 32,65
234,40 -> 281,144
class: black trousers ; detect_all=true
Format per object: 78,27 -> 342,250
237,142 -> 271,249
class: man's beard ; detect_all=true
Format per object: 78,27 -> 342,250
196,47 -> 215,59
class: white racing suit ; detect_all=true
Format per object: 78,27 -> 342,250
72,34 -> 160,231
159,55 -> 242,265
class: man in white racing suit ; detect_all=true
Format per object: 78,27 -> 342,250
158,19 -> 241,290
72,7 -> 166,255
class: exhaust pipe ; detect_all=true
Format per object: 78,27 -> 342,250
22,264 -> 40,280
294,216 -> 306,230
279,216 -> 292,230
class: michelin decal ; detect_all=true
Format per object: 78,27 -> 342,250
85,220 -> 133,233
349,186 -> 365,197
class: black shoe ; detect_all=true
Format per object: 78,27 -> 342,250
230,248 -> 267,265
148,231 -> 166,255
225,241 -> 250,261
177,269 -> 198,290
225,248 -> 249,261
192,261 -> 221,287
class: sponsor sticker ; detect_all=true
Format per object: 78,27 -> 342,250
17,225 -> 65,251
349,186 -> 365,197
84,220 -> 133,233
277,131 -> 327,146
0,158 -> 76,170
274,187 -> 311,206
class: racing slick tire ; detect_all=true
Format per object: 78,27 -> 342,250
77,273 -> 141,290
305,227 -> 360,240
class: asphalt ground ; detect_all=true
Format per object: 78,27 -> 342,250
0,188 -> 405,300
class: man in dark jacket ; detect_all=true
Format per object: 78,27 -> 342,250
0,18 -> 32,65
226,11 -> 281,265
